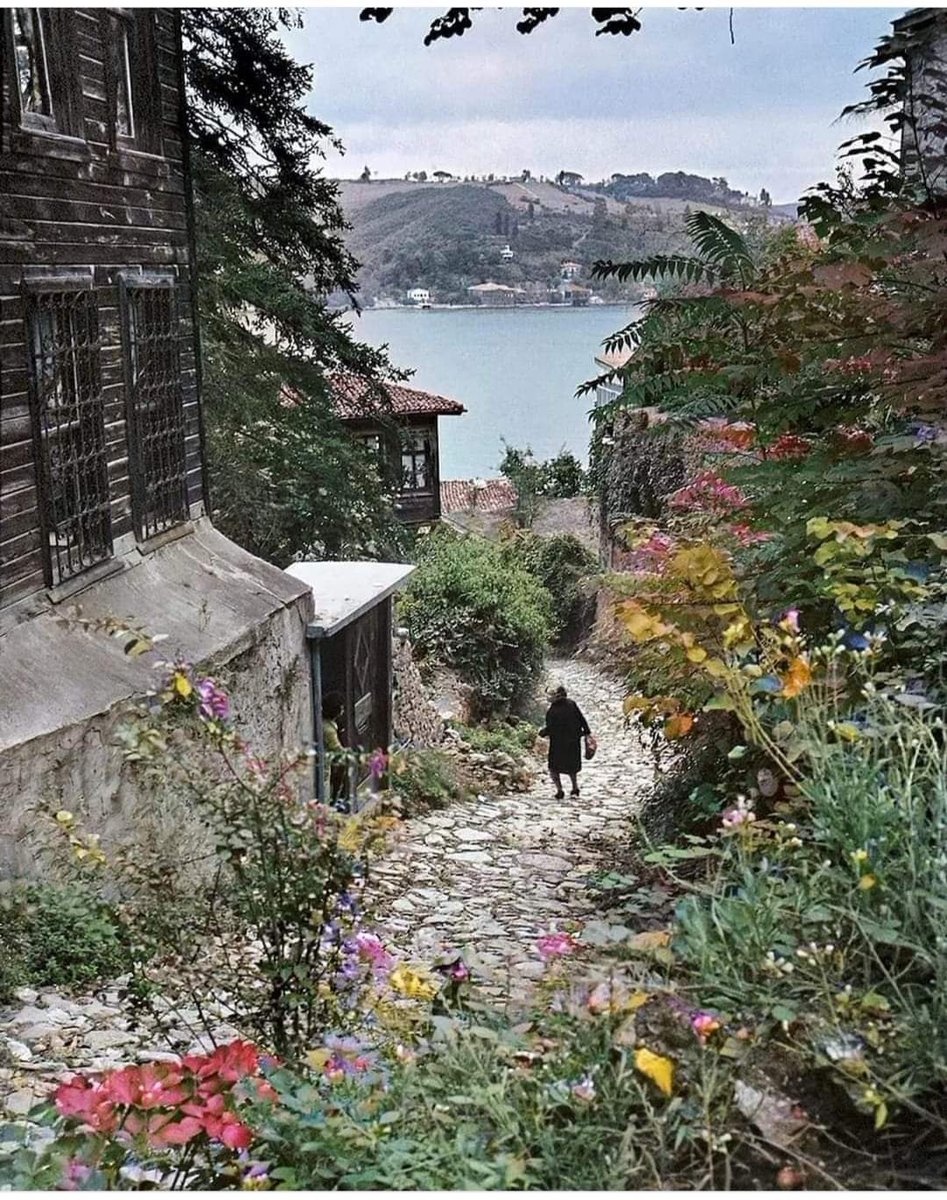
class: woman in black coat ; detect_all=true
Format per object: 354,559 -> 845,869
539,685 -> 591,799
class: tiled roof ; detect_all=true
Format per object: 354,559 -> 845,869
440,478 -> 517,513
331,373 -> 466,420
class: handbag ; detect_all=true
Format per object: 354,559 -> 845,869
584,734 -> 597,760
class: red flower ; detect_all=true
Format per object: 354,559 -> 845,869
768,433 -> 812,460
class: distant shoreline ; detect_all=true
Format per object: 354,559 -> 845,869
342,301 -> 640,314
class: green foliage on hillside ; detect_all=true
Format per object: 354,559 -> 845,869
343,181 -> 745,305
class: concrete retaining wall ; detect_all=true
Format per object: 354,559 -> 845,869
0,521 -> 312,878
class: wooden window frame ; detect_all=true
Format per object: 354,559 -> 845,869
4,8 -> 84,141
105,10 -> 162,156
400,429 -> 434,495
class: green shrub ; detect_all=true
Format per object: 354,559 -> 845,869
667,696 -> 947,1133
391,749 -> 474,816
249,1003 -> 718,1190
500,530 -> 598,646
400,530 -> 554,717
500,445 -> 588,528
451,719 -> 538,756
0,882 -> 123,997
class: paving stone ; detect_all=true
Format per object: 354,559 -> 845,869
368,656 -> 649,1000
4,1089 -> 36,1116
84,1029 -> 137,1051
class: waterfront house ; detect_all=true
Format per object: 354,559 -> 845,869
560,260 -> 582,280
500,244 -> 514,261
0,10 -> 333,872
406,287 -> 431,306
558,281 -> 591,306
593,346 -> 634,408
331,373 -> 465,524
466,281 -> 520,307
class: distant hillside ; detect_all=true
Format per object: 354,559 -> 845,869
338,176 -> 781,306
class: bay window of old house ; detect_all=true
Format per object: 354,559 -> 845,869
401,429 -> 434,493
120,275 -> 189,541
25,281 -> 113,587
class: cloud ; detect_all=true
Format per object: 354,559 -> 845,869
286,7 -> 903,203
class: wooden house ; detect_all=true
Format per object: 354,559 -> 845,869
331,373 -> 465,525
0,9 -> 315,875
1,8 -> 206,605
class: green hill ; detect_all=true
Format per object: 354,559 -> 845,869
338,177 -> 776,306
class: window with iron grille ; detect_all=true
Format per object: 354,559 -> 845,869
121,278 -> 189,540
25,288 -> 113,586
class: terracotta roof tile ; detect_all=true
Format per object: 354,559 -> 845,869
331,372 -> 466,420
440,478 -> 517,513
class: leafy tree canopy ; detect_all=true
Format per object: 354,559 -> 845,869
180,9 -> 405,566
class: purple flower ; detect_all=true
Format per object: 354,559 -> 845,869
434,956 -> 471,982
913,422 -> 937,443
369,749 -> 389,782
197,678 -> 231,723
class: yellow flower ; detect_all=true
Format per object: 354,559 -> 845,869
858,873 -> 878,891
634,1047 -> 674,1097
389,964 -> 436,1001
54,810 -> 74,826
173,672 -> 193,698
850,849 -> 869,864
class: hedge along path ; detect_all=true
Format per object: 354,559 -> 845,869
368,657 -> 652,997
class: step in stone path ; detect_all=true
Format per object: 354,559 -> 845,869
369,657 -> 651,997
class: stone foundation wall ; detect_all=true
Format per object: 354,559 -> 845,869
391,634 -> 444,748
0,522 -> 312,879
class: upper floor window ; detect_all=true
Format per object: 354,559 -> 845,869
120,276 -> 189,540
5,9 -> 83,139
10,8 -> 54,131
107,11 -> 161,154
113,21 -> 134,138
25,285 -> 113,587
401,430 -> 433,493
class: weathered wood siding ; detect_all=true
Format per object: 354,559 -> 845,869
0,9 -> 203,611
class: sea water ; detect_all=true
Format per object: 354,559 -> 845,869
349,305 -> 642,479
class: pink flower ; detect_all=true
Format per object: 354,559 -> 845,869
369,749 -> 389,782
60,1158 -> 93,1191
354,931 -> 394,971
721,801 -> 756,832
691,1012 -> 722,1042
780,608 -> 800,632
729,523 -> 771,546
537,930 -> 578,959
670,471 -> 748,515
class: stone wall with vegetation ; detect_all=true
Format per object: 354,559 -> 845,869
391,634 -> 445,748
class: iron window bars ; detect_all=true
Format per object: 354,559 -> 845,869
120,275 -> 189,541
25,286 -> 113,587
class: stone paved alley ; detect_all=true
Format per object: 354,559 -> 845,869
369,657 -> 652,998
0,657 -> 649,1117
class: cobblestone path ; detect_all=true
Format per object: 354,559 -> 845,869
369,657 -> 651,997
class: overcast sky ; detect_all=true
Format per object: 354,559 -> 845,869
285,7 -> 904,204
